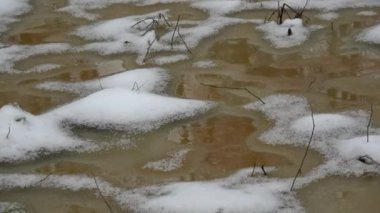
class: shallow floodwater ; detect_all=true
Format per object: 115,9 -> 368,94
1,1 -> 380,212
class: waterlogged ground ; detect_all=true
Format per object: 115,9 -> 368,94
1,0 -> 380,212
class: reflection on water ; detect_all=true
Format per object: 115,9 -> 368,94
169,114 -> 291,178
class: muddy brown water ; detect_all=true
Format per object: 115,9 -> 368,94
1,1 -> 380,212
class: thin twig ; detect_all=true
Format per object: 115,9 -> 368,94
307,76 -> 317,90
91,171 -> 113,213
177,28 -> 192,54
6,123 -> 11,139
143,39 -> 156,63
131,18 -> 154,28
159,13 -> 171,27
260,165 -> 267,176
367,104 -> 373,143
142,20 -> 158,36
250,161 -> 257,177
132,81 -> 140,91
98,79 -> 104,90
200,83 -> 265,104
171,15 -> 180,49
291,105 -> 315,191
34,173 -> 52,186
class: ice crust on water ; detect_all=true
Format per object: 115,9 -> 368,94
257,19 -> 322,48
0,88 -> 214,162
0,43 -> 71,73
143,148 -> 190,172
37,68 -> 169,95
357,23 -> 380,44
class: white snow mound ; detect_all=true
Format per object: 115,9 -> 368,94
336,135 -> 380,162
257,19 -> 322,48
357,23 -> 380,44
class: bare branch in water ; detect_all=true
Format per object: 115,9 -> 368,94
171,15 -> 180,50
367,104 -> 373,143
91,171 -> 114,213
34,173 -> 52,186
200,83 -> 265,104
291,105 -> 315,191
260,165 -> 267,176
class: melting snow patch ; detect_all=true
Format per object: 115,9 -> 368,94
316,12 -> 339,20
257,19 -> 322,48
37,68 -> 169,95
0,168 -> 303,213
191,1 -> 242,15
0,201 -> 25,213
152,54 -> 189,65
143,148 -> 190,172
357,11 -> 377,16
357,23 -> 380,44
116,168 -> 303,213
193,60 -> 216,68
246,94 -> 380,188
0,0 -> 31,33
73,12 -> 260,63
291,114 -> 358,133
0,43 -> 71,73
26,64 -> 62,73
245,94 -> 369,149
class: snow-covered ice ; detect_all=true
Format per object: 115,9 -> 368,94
357,10 -> 378,16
